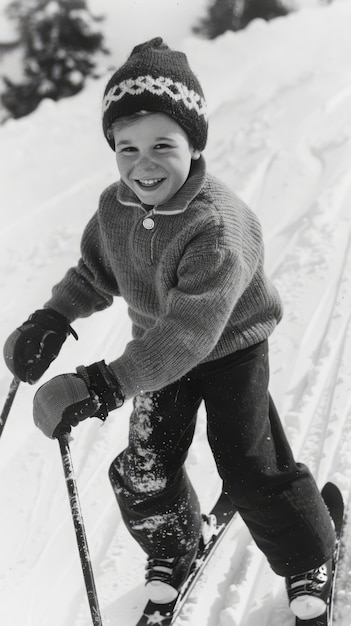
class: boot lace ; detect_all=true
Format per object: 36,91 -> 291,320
146,556 -> 176,584
289,563 -> 329,595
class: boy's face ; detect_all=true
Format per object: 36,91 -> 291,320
111,112 -> 200,206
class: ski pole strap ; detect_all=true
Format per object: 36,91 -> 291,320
76,360 -> 124,420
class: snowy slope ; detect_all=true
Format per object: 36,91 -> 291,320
1,3 -> 351,625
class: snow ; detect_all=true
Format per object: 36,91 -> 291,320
86,0 -> 209,63
1,2 -> 351,625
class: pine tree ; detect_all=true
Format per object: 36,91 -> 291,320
241,0 -> 289,28
193,0 -> 243,39
193,0 -> 290,39
1,0 -> 108,119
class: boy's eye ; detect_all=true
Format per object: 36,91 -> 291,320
154,143 -> 172,150
121,146 -> 137,153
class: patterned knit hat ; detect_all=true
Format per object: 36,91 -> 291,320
102,37 -> 208,152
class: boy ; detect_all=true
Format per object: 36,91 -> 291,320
4,38 -> 335,620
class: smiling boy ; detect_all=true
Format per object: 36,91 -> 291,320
4,38 -> 335,620
111,111 -> 201,208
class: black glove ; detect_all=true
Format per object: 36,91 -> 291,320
3,308 -> 78,384
33,360 -> 125,439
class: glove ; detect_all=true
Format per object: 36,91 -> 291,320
33,360 -> 124,439
3,308 -> 78,384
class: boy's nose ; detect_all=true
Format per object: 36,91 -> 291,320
135,156 -> 157,172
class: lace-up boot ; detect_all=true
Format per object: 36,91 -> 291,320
286,559 -> 332,620
145,545 -> 198,604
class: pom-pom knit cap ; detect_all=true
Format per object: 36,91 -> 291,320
102,37 -> 208,152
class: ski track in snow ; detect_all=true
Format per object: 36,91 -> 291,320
1,3 -> 351,625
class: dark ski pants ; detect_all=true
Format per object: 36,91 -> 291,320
109,340 -> 335,576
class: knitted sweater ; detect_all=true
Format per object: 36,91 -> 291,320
46,157 -> 283,399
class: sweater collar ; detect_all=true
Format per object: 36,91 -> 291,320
117,156 -> 206,215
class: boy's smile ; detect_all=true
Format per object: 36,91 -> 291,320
111,112 -> 200,206
136,177 -> 164,190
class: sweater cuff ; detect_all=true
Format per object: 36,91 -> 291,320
108,356 -> 141,400
44,300 -> 79,325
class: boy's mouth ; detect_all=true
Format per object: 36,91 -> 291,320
135,178 -> 165,190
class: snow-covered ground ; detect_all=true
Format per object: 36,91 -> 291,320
1,2 -> 351,625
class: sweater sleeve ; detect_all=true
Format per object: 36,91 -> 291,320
46,210 -> 120,323
109,216 -> 261,399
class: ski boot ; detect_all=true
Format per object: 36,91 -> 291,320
145,544 -> 199,604
286,559 -> 332,620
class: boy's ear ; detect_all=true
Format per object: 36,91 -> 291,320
191,149 -> 201,160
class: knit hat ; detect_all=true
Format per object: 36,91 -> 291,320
102,37 -> 208,152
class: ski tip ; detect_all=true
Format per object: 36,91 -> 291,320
321,482 -> 343,507
321,481 -> 344,535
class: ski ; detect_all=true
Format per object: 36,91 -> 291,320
135,482 -> 344,626
135,490 -> 237,626
295,482 -> 345,626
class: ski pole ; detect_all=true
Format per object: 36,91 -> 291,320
0,376 -> 20,438
58,433 -> 103,626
